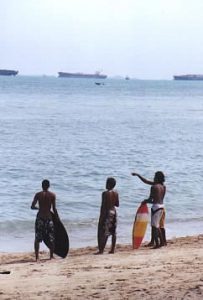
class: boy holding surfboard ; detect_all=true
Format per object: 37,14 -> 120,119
96,177 -> 119,254
31,179 -> 59,261
132,171 -> 166,248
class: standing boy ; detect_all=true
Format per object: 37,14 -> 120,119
31,179 -> 58,261
96,177 -> 119,254
132,171 -> 166,248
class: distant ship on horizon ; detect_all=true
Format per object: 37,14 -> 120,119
173,74 -> 203,80
0,69 -> 18,76
58,71 -> 107,79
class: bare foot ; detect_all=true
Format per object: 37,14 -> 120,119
152,245 -> 161,249
94,251 -> 103,255
145,242 -> 154,247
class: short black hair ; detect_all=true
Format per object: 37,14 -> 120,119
42,179 -> 50,189
106,177 -> 116,189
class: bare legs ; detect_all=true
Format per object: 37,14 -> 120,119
109,235 -> 116,254
34,240 -> 54,261
153,227 -> 163,248
49,244 -> 54,260
34,241 -> 39,261
160,228 -> 167,246
96,227 -> 106,254
96,228 -> 116,254
95,235 -> 108,254
146,226 -> 166,248
146,227 -> 155,247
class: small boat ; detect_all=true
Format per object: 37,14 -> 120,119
95,82 -> 104,85
173,74 -> 203,80
0,69 -> 18,76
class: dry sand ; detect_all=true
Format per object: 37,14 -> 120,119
1,235 -> 203,299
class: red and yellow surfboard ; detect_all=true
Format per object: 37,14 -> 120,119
132,203 -> 149,249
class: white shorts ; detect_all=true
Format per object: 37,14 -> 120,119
151,208 -> 164,228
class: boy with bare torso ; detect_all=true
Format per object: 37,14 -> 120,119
96,177 -> 119,254
31,179 -> 58,261
132,171 -> 166,248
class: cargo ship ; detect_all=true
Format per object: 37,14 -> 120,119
0,69 -> 18,76
173,74 -> 203,80
58,71 -> 107,79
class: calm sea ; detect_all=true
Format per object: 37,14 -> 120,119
0,76 -> 203,252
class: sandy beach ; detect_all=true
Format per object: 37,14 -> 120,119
1,235 -> 203,299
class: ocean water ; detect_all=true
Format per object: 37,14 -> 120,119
0,76 -> 203,252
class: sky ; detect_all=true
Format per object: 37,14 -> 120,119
1,0 -> 203,79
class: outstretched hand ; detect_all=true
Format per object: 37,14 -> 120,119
131,172 -> 139,176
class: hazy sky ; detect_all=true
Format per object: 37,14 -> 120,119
1,0 -> 203,79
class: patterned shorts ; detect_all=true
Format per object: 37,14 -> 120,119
35,216 -> 55,244
104,209 -> 117,236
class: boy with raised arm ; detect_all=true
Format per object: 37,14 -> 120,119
132,171 -> 166,248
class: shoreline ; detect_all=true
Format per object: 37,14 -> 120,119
1,219 -> 203,253
1,235 -> 203,299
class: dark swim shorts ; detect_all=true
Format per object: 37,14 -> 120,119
35,216 -> 55,244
